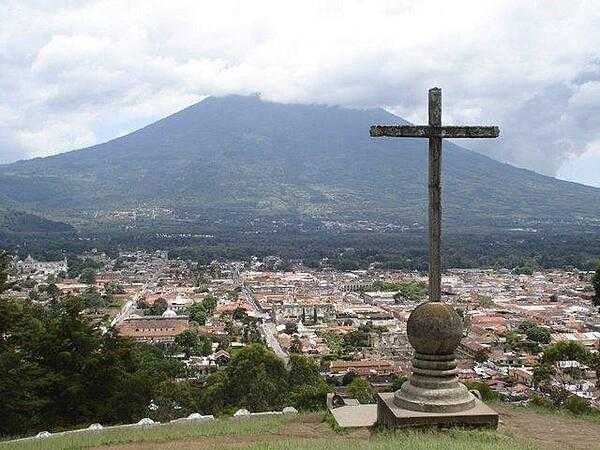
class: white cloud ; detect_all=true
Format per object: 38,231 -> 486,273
1,0 -> 600,185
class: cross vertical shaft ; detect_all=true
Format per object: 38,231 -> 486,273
428,88 -> 442,302
369,87 -> 499,303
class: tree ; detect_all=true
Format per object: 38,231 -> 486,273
146,298 -> 168,316
519,320 -> 551,344
42,283 -> 62,301
347,377 -> 374,404
233,306 -> 248,322
149,381 -> 200,423
200,344 -> 289,414
79,268 -> 97,285
288,354 -> 321,387
187,302 -> 207,324
289,336 -> 303,354
0,251 -> 12,294
0,295 -> 187,437
202,295 -> 218,314
563,395 -> 592,415
592,260 -> 600,307
81,286 -> 109,308
342,370 -> 357,386
174,330 -> 199,358
463,380 -> 500,401
284,322 -> 298,335
105,283 -> 125,295
288,354 -> 330,411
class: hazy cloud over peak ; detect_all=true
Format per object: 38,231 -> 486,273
1,0 -> 600,185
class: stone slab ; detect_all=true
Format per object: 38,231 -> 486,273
330,404 -> 378,428
377,392 -> 498,429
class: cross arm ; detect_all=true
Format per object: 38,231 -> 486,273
370,125 -> 500,138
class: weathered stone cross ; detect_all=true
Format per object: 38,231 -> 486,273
370,88 -> 499,302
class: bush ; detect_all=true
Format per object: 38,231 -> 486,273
529,392 -> 554,409
347,377 -> 374,404
463,380 -> 500,402
563,395 -> 591,415
290,383 -> 330,411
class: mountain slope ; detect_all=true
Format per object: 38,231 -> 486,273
0,208 -> 73,233
1,95 -> 599,227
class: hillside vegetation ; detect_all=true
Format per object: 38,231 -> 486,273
1,95 -> 599,227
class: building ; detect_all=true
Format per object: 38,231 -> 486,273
17,255 -> 67,276
272,303 -> 335,323
329,358 -> 397,378
117,315 -> 190,343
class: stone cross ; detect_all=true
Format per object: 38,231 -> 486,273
370,88 -> 499,302
370,89 -> 501,424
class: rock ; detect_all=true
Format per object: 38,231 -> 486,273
234,408 -> 250,416
88,423 -> 103,430
137,418 -> 155,425
35,431 -> 52,438
187,413 -> 214,420
282,407 -> 298,414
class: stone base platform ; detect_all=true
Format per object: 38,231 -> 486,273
377,393 -> 498,429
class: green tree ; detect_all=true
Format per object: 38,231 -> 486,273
474,348 -> 490,363
288,354 -> 321,387
288,354 -> 329,411
149,381 -> 200,422
347,377 -> 374,404
81,286 -> 109,308
0,251 -> 12,294
592,260 -> 600,307
463,380 -> 500,401
342,370 -> 357,386
105,283 -> 125,295
187,302 -> 207,324
519,320 -> 551,344
79,268 -> 97,285
0,294 -> 187,437
174,330 -> 199,358
200,344 -> 288,414
289,336 -> 303,354
145,298 -> 168,316
202,295 -> 218,314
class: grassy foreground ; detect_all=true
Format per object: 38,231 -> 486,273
0,413 -> 538,450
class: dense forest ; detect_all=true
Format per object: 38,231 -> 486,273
1,225 -> 599,271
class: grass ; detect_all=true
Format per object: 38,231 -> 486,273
241,431 -> 538,450
0,415 -> 299,450
510,401 -> 600,424
0,412 -> 541,450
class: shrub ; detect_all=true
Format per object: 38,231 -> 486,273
529,392 -> 554,410
563,395 -> 591,415
464,380 -> 500,402
348,377 -> 374,404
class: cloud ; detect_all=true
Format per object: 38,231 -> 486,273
1,0 -> 600,182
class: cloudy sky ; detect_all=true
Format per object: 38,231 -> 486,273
2,0 -> 600,186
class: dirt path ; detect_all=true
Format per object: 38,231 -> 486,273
495,404 -> 600,450
98,407 -> 600,450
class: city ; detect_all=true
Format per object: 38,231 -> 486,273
10,251 -> 599,409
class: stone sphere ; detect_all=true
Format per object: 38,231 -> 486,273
407,302 -> 463,355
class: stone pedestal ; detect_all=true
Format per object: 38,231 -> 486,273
377,392 -> 498,429
377,302 -> 498,429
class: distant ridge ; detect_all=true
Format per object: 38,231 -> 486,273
0,94 -> 599,228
